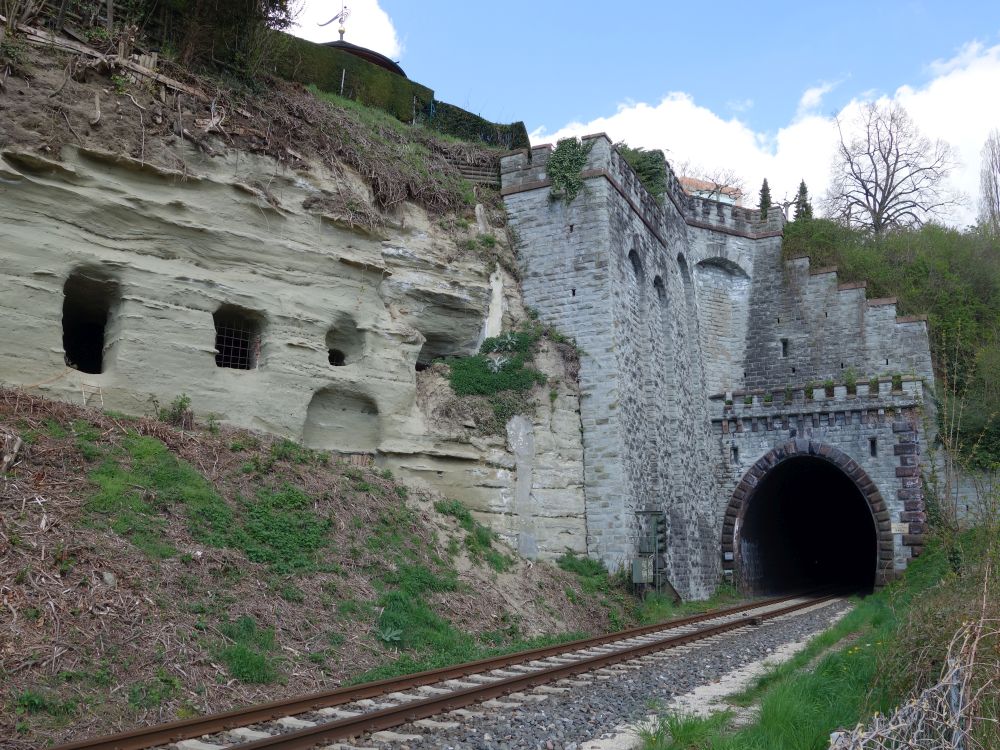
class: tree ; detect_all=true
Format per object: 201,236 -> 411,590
759,178 -> 771,219
794,180 -> 813,221
826,101 -> 958,233
980,129 -> 1000,234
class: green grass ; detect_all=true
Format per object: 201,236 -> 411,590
86,434 -> 339,572
434,498 -> 513,572
87,434 -> 232,559
14,690 -> 77,718
127,670 -> 181,709
229,485 -> 332,573
216,616 -> 280,684
444,324 -> 549,428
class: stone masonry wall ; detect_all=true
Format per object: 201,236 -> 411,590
502,134 -> 935,596
712,379 -> 929,586
503,135 -> 725,597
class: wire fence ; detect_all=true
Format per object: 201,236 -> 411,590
830,578 -> 997,749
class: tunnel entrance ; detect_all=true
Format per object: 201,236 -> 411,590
734,455 -> 878,595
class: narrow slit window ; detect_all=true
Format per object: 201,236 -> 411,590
730,445 -> 739,464
781,338 -> 789,358
213,306 -> 263,370
869,437 -> 878,457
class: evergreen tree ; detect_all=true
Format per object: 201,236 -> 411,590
759,178 -> 772,219
794,179 -> 813,221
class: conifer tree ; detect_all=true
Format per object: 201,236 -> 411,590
794,179 -> 813,221
759,178 -> 771,219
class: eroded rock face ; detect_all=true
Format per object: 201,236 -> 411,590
397,342 -> 588,560
0,144 -> 586,559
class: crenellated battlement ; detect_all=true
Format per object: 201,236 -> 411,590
501,134 -> 783,240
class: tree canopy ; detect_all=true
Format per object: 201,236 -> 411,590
826,102 -> 958,233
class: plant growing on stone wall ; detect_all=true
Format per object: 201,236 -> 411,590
824,379 -> 835,397
784,386 -> 793,404
547,138 -> 594,204
805,382 -> 815,400
892,373 -> 904,391
763,393 -> 774,404
615,142 -> 668,203
869,376 -> 880,395
446,323 -> 547,427
744,395 -> 753,406
845,368 -> 858,395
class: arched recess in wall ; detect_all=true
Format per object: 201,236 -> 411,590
62,267 -> 122,375
326,313 -> 364,367
651,274 -> 673,383
303,389 -> 380,453
676,253 -> 695,309
721,440 -> 890,594
693,258 -> 751,395
626,243 -> 660,504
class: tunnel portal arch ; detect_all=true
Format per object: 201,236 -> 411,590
722,440 -> 893,594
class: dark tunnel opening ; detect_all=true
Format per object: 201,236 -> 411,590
737,456 -> 877,595
62,271 -> 119,375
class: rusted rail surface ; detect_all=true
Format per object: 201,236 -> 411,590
53,592 -> 835,750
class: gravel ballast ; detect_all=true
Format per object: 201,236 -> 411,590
376,599 -> 852,750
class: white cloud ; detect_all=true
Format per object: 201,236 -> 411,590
532,41 -> 1000,226
290,0 -> 402,59
727,98 -> 754,113
796,81 -> 836,117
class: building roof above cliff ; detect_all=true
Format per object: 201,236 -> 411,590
678,176 -> 744,205
321,40 -> 407,78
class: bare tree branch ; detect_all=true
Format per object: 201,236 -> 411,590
979,129 -> 1000,235
825,101 -> 960,233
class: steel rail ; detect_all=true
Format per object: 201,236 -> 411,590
51,592 -> 826,750
231,594 -> 839,749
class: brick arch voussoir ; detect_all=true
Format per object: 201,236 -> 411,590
720,439 -> 893,586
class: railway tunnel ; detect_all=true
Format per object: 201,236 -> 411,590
733,454 -> 879,595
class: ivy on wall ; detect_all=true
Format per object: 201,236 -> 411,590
547,138 -> 594,203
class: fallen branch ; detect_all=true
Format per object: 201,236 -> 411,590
61,109 -> 83,143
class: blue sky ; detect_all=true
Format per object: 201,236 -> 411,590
292,2 -> 1000,223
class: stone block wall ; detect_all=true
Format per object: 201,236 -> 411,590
712,379 -> 930,585
503,135 -> 731,597
502,134 -> 935,597
740,255 -> 934,395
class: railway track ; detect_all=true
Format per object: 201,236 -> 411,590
54,592 -> 840,750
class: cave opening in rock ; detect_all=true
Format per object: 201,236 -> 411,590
213,305 -> 263,370
62,270 -> 120,374
737,456 -> 877,595
326,315 -> 363,367
415,333 -> 466,371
